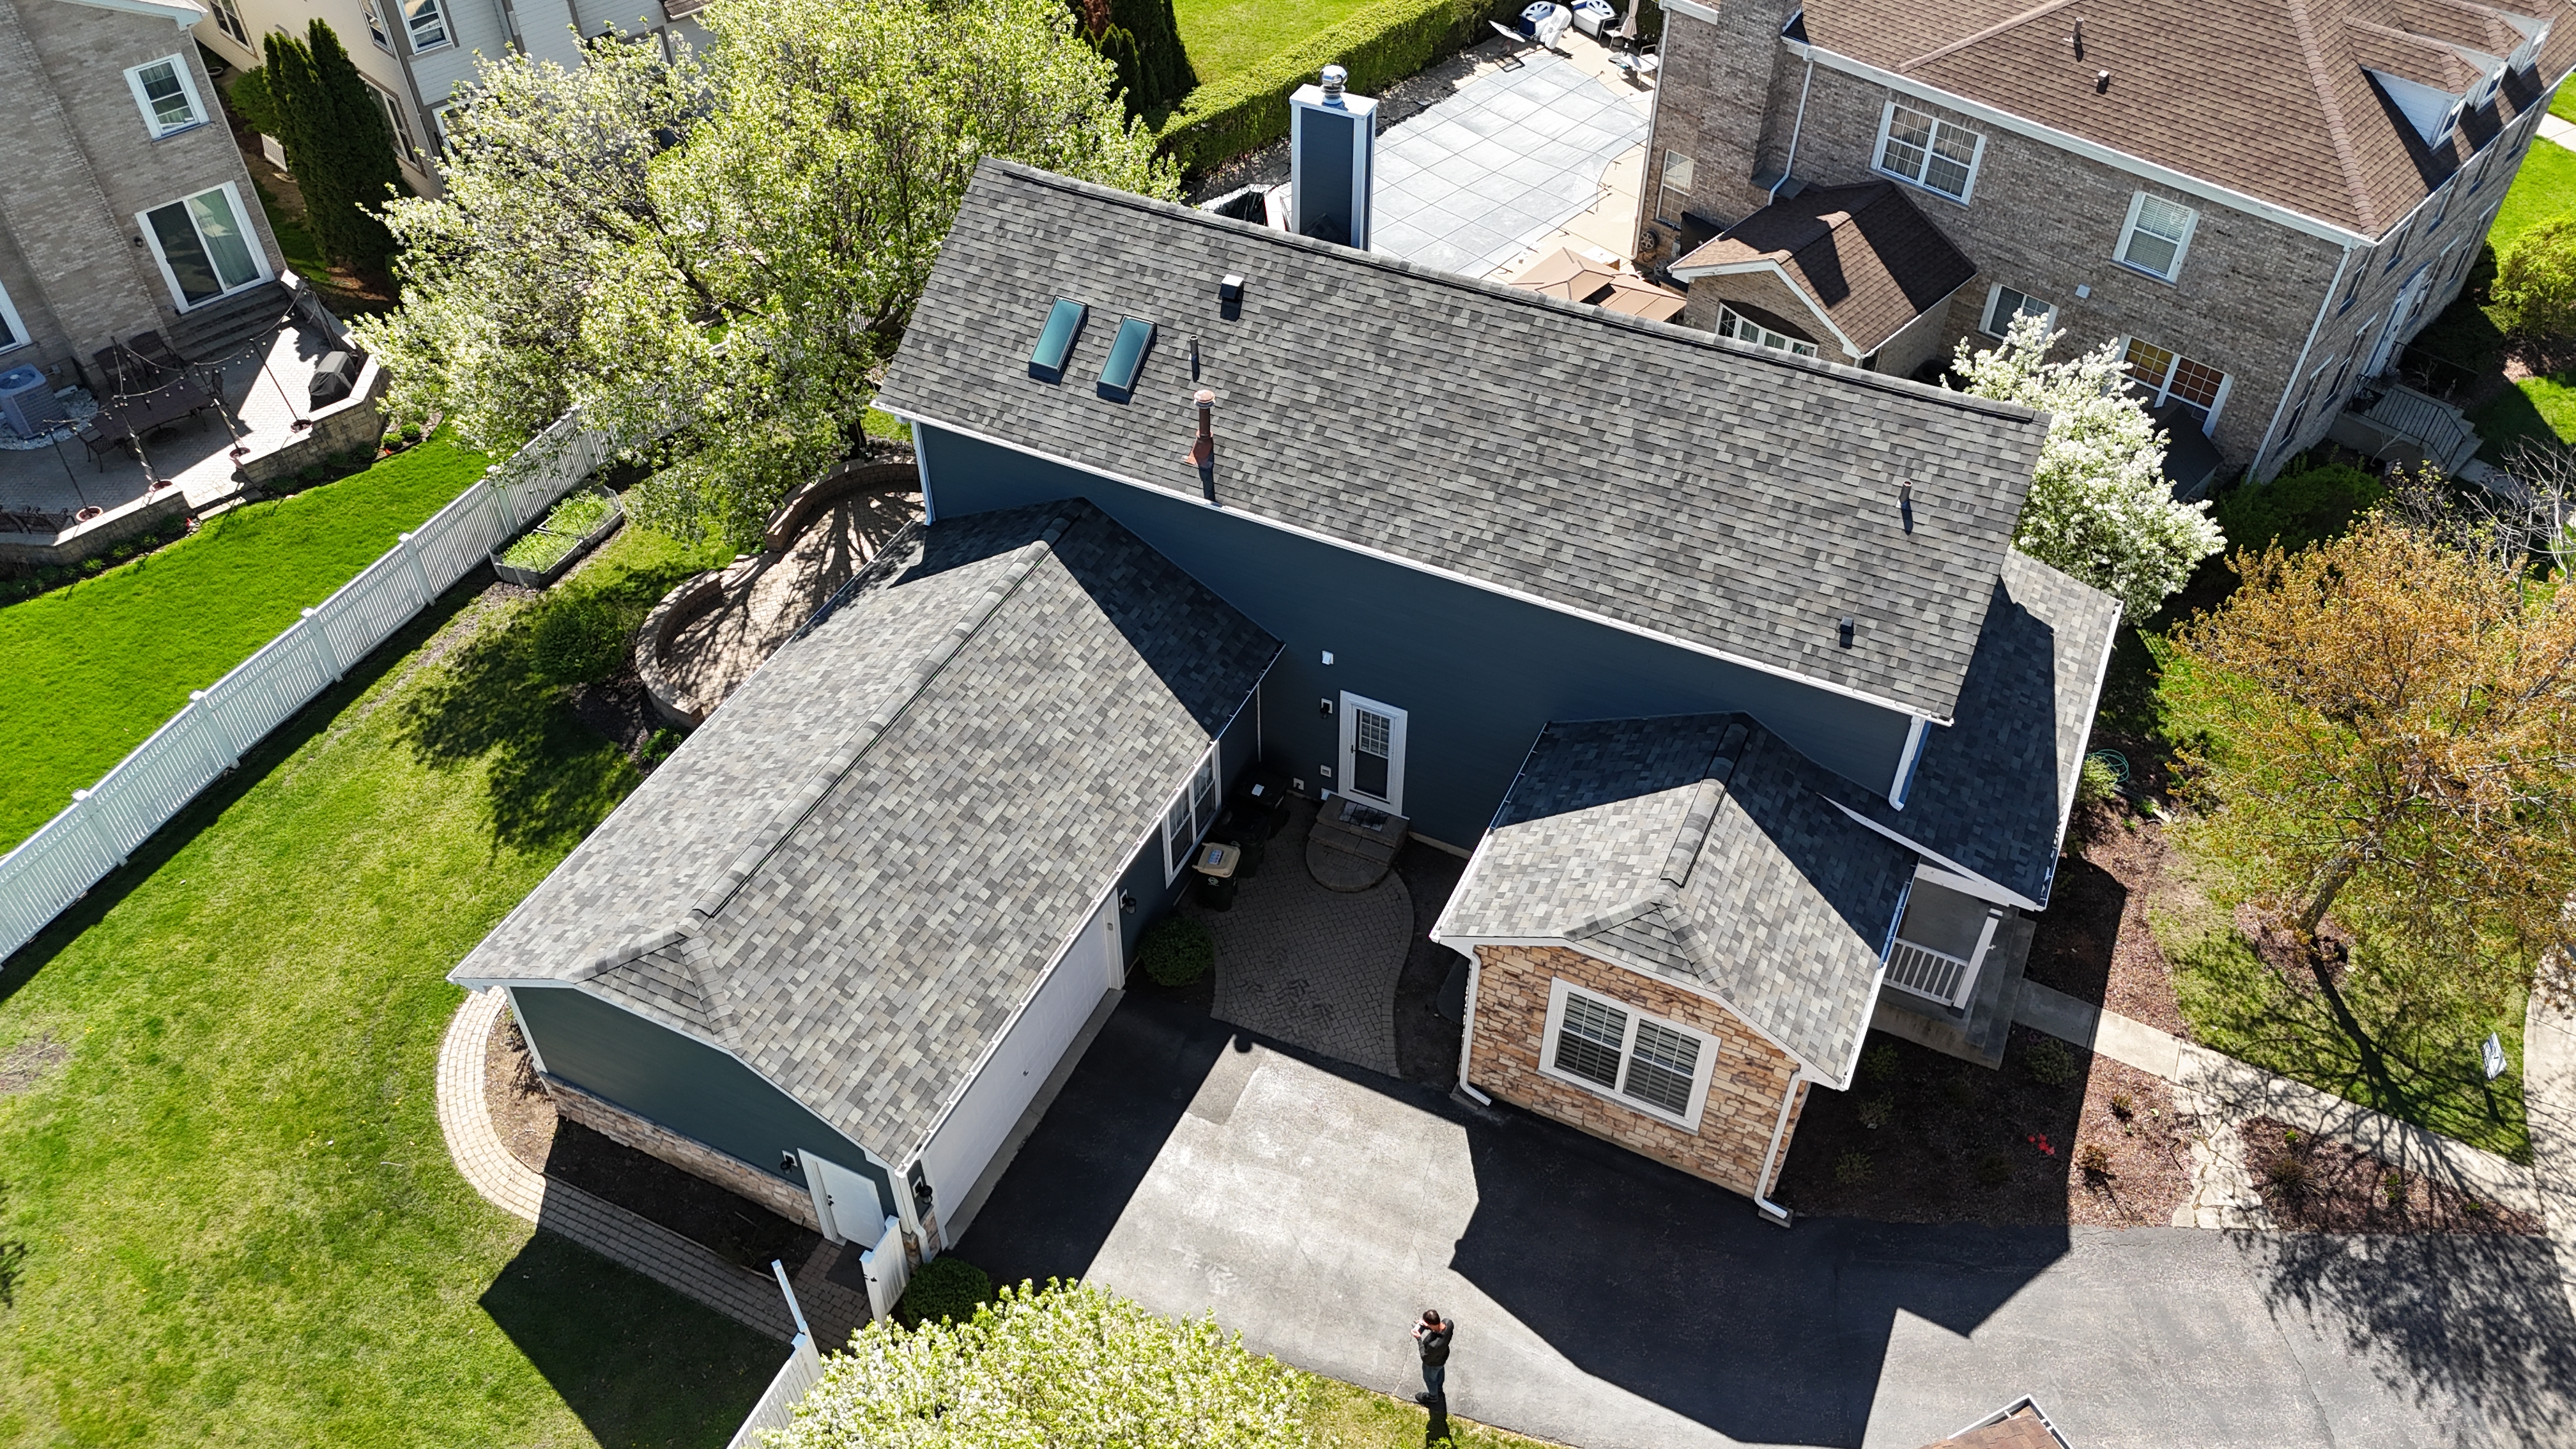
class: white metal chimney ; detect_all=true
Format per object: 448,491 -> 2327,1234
1289,65 -> 1378,249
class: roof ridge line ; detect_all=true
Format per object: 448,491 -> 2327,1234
977,160 -> 2046,427
1897,0 -> 2083,73
2285,0 -> 2383,233
686,514 -> 1078,926
1659,721 -> 1750,889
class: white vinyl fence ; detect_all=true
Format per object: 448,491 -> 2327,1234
730,1261 -> 827,1449
0,413 -> 615,963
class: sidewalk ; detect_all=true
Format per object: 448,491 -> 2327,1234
2012,979 -> 2543,1227
2524,990 -> 2576,1321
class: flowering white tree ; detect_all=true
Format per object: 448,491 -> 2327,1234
765,1280 -> 1305,1449
355,0 -> 1177,550
1951,312 -> 2227,618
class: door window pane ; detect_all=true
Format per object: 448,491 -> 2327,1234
187,189 -> 261,291
146,201 -> 222,305
1351,708 -> 1392,799
1553,995 -> 1627,1089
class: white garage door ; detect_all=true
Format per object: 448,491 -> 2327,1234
919,893 -> 1121,1228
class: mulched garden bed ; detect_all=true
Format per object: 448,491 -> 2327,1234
2237,1116 -> 2543,1235
564,662 -> 671,769
1776,1026 -> 2191,1227
484,1009 -> 820,1270
2022,799 -> 2193,1036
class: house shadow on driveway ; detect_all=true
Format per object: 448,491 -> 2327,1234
959,994 -> 2576,1449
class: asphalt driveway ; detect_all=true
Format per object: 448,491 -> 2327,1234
957,996 -> 2576,1449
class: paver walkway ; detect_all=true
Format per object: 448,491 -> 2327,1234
1195,798 -> 1411,1075
1370,49 -> 1651,277
2012,980 -> 2542,1227
437,988 -> 811,1343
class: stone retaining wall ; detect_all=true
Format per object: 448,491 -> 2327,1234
0,486 -> 188,567
540,1071 -> 824,1232
236,357 -> 387,488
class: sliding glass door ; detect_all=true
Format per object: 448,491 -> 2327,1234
140,185 -> 264,308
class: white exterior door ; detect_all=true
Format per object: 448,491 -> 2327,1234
917,893 -> 1121,1227
1337,692 -> 1408,815
801,1149 -> 885,1245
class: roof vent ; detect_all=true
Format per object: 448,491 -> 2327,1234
1321,64 -> 1347,103
2095,69 -> 2110,93
1837,617 -> 1857,649
1185,388 -> 1216,473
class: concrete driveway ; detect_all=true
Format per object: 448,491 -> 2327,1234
956,997 -> 2576,1449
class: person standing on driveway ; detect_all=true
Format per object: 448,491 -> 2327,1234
1412,1308 -> 1453,1405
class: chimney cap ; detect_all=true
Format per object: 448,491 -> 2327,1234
1321,65 -> 1347,103
1219,273 -> 1245,301
1194,388 -> 1216,405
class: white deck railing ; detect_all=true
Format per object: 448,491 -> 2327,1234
0,411 -> 610,964
1885,938 -> 1976,1008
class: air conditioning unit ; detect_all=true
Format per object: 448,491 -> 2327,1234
0,365 -> 52,440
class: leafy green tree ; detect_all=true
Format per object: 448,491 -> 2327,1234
767,1279 -> 1302,1449
2493,217 -> 2576,344
356,0 -> 1176,549
262,21 -> 400,272
1951,312 -> 2227,619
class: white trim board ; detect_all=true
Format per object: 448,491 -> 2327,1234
887,409 -> 1952,728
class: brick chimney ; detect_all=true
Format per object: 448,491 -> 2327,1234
1633,0 -> 1807,255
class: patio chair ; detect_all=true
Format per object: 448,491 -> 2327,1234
1489,2 -> 1572,57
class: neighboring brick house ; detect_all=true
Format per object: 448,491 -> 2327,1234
1637,0 -> 2576,484
457,161 -> 2119,1232
189,0 -> 689,199
0,0 -> 289,394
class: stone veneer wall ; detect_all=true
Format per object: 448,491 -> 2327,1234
1468,944 -> 1805,1200
541,1073 -> 824,1232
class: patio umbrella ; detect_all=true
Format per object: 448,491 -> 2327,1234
1611,0 -> 1638,43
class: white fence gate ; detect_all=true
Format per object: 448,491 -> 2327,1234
0,412 -> 615,963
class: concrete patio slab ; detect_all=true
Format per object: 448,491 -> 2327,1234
959,995 -> 2576,1449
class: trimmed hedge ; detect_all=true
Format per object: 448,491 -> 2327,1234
895,1255 -> 995,1328
1137,916 -> 1213,986
1156,0 -> 1509,174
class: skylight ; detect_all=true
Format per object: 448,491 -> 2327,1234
1098,317 -> 1156,397
1029,298 -> 1087,380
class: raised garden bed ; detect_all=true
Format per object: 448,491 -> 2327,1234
491,486 -> 623,588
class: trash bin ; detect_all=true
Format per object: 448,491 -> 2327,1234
1192,840 -> 1242,911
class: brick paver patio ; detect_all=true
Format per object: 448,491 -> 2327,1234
1196,799 -> 1413,1075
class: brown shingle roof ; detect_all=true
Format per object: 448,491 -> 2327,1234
1668,181 -> 1978,355
1800,0 -> 2575,237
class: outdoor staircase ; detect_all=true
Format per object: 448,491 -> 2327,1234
1305,797 -> 1408,892
165,279 -> 299,367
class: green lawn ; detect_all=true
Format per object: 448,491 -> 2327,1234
0,521 -> 768,1446
2490,127 -> 2576,253
251,176 -> 332,292
1172,0 -> 1378,83
2552,81 -> 2576,125
0,436 -> 487,852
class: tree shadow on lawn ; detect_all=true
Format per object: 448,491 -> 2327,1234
479,1230 -> 782,1449
399,559 -> 702,855
0,576 -> 486,1009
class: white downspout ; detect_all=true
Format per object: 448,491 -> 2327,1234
1772,54 -> 1816,203
1455,952 -> 1492,1106
1753,1070 -> 1803,1225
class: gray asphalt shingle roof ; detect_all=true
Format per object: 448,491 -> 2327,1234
877,162 -> 2053,721
451,502 -> 1278,1159
1438,714 -> 1915,1082
1836,550 -> 2122,908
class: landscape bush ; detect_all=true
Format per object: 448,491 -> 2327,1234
2492,216 -> 2576,344
894,1255 -> 996,1327
1156,0 -> 1503,174
2210,462 -> 2386,555
2024,1038 -> 2078,1087
1138,914 -> 1214,986
525,587 -> 640,687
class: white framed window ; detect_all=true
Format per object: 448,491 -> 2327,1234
2116,192 -> 2197,280
1715,304 -> 1818,357
206,0 -> 249,46
137,183 -> 268,309
2122,335 -> 2229,431
402,0 -> 449,52
1539,980 -> 1719,1130
1656,150 -> 1694,224
0,277 -> 30,355
124,55 -> 206,138
1980,284 -> 2055,339
363,0 -> 392,49
367,79 -> 420,162
1873,102 -> 1982,203
1159,749 -> 1221,883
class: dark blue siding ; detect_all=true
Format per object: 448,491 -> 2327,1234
919,427 -> 1912,847
1111,682 -> 1262,968
512,985 -> 893,1212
